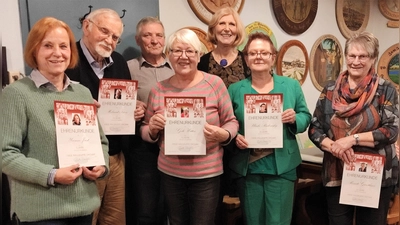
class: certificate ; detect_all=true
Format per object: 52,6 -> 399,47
164,96 -> 206,155
54,101 -> 105,168
97,78 -> 137,135
244,94 -> 283,148
340,153 -> 384,208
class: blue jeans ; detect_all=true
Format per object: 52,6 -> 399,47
20,214 -> 92,225
124,137 -> 166,225
325,185 -> 394,225
161,173 -> 220,225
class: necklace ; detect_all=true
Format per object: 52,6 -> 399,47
220,59 -> 228,67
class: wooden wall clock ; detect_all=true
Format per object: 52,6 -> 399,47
336,0 -> 370,39
272,0 -> 318,35
377,43 -> 399,91
276,40 -> 309,85
187,0 -> 245,24
309,34 -> 343,92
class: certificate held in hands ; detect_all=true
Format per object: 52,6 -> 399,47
340,153 -> 384,208
164,96 -> 206,155
54,101 -> 105,168
97,78 -> 138,135
244,94 -> 283,148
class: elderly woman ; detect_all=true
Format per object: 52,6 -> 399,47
198,6 -> 250,88
1,17 -> 109,224
228,32 -> 311,225
141,28 -> 238,225
308,31 -> 399,225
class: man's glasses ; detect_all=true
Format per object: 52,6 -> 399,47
346,54 -> 370,63
89,20 -> 121,45
170,49 -> 198,57
247,51 -> 274,59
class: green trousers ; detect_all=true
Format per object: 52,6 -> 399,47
237,174 -> 295,225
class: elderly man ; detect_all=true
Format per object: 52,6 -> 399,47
66,8 -> 144,225
125,17 -> 174,225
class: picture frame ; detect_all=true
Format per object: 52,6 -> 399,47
377,43 -> 399,91
184,26 -> 215,56
309,34 -> 343,92
336,0 -> 370,39
187,0 -> 245,25
276,40 -> 309,85
378,0 -> 399,21
271,0 -> 318,35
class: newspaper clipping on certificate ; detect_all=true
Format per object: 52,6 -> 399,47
164,96 -> 206,155
244,94 -> 283,148
340,153 -> 384,208
54,101 -> 105,168
97,78 -> 138,135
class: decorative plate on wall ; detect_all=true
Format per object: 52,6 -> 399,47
309,34 -> 343,92
237,21 -> 277,51
336,0 -> 370,39
377,43 -> 399,91
378,0 -> 399,21
187,0 -> 245,25
271,0 -> 318,35
184,26 -> 215,55
276,40 -> 309,85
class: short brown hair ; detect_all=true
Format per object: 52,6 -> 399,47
24,17 -> 78,69
242,32 -> 277,56
207,7 -> 245,46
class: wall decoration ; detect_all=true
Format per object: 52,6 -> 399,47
271,0 -> 318,35
184,26 -> 215,55
336,0 -> 370,39
237,21 -> 277,51
309,34 -> 343,92
276,40 -> 309,85
377,43 -> 399,91
378,0 -> 399,21
187,0 -> 245,25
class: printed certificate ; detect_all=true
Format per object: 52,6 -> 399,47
244,94 -> 283,148
97,78 -> 137,135
340,153 -> 384,208
54,101 -> 105,168
164,96 -> 206,155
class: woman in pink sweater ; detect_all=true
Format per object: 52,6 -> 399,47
141,28 -> 238,225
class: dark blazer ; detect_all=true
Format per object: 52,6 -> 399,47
227,75 -> 311,177
65,41 -> 132,156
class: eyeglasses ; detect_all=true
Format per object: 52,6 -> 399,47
247,51 -> 274,59
346,54 -> 370,63
170,49 -> 198,57
89,20 -> 121,44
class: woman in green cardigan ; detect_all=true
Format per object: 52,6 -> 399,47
227,32 -> 311,225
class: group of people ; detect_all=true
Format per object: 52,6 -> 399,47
1,6 -> 398,225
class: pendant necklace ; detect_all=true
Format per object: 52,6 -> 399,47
220,59 -> 228,67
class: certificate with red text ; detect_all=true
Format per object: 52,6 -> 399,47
164,96 -> 206,155
54,101 -> 105,168
340,153 -> 384,208
244,94 -> 283,148
98,78 -> 138,135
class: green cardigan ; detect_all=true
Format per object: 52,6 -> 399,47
227,75 -> 311,177
1,77 -> 109,222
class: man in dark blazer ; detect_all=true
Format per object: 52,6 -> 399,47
65,8 -> 144,225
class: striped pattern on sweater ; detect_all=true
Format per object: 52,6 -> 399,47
142,72 -> 238,179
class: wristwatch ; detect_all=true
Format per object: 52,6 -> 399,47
353,134 -> 359,146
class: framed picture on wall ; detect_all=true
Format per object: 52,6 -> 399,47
377,43 -> 399,91
276,40 -> 309,85
271,0 -> 318,35
309,34 -> 343,92
187,0 -> 245,24
184,27 -> 215,56
378,0 -> 399,21
336,0 -> 370,39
